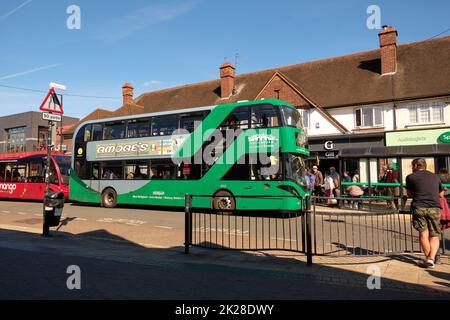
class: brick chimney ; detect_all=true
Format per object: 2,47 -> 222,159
122,83 -> 134,105
220,62 -> 235,99
379,26 -> 398,75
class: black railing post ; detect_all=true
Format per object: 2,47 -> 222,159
305,195 -> 313,266
185,194 -> 192,254
301,197 -> 306,253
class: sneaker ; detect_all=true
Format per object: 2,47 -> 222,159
417,258 -> 435,269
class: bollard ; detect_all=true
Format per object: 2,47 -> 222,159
185,194 -> 192,254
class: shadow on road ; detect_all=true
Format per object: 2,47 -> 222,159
0,226 -> 449,299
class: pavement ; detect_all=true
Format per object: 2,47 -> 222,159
0,201 -> 449,299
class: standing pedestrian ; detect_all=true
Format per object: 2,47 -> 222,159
438,168 -> 450,206
312,166 -> 324,197
385,163 -> 400,209
405,158 -> 444,268
329,167 -> 341,200
306,168 -> 316,193
342,171 -> 351,183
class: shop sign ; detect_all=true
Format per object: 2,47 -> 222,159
87,135 -> 188,161
386,128 -> 450,147
324,141 -> 334,150
438,132 -> 450,144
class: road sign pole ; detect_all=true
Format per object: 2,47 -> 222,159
42,119 -> 53,237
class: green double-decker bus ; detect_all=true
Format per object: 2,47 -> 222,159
70,99 -> 310,212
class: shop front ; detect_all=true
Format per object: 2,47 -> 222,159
307,132 -> 385,176
338,128 -> 450,195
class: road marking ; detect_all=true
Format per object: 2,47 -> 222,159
97,218 -> 146,226
0,224 -> 41,234
75,218 -> 88,221
154,225 -> 174,230
34,214 -> 41,217
2,211 -> 10,214
17,212 -> 29,215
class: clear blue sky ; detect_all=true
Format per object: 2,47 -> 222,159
0,0 -> 448,119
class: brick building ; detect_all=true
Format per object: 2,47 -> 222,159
0,111 -> 78,154
63,26 -> 450,182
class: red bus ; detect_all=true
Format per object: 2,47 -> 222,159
0,152 -> 70,200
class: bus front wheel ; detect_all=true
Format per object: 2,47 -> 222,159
212,190 -> 235,214
102,188 -> 117,208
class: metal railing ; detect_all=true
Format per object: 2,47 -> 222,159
311,196 -> 449,257
184,194 -> 313,265
184,194 -> 449,265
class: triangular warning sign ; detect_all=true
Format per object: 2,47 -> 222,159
40,88 -> 64,114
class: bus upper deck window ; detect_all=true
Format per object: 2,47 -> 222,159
282,106 -> 303,130
180,114 -> 203,133
103,121 -> 125,140
127,119 -> 150,138
152,116 -> 178,136
220,107 -> 249,131
92,124 -> 103,141
251,104 -> 279,128
84,124 -> 92,142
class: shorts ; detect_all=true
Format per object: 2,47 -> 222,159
412,207 -> 441,237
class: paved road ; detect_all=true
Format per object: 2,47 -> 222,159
0,200 -> 449,300
1,232 -> 448,300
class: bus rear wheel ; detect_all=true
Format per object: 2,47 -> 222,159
102,188 -> 117,208
212,190 -> 235,215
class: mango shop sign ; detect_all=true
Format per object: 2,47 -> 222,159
439,132 -> 450,144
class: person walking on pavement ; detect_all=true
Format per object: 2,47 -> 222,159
405,158 -> 444,269
312,166 -> 323,197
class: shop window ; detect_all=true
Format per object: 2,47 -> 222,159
38,126 -> 48,151
355,108 -> 383,128
401,158 -> 435,183
343,159 -> 359,179
378,158 -> 398,183
6,127 -> 26,153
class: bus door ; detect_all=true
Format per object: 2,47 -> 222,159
89,162 -> 101,193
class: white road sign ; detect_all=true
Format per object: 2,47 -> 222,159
42,112 -> 62,122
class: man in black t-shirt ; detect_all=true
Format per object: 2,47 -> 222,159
405,158 -> 443,269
